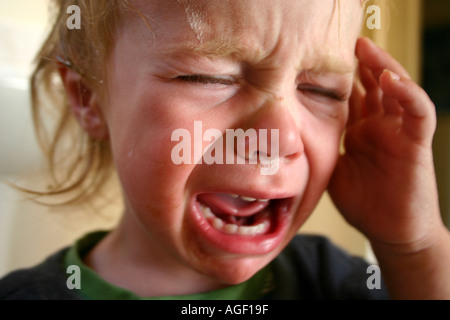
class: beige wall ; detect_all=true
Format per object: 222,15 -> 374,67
0,0 -> 109,277
362,0 -> 423,83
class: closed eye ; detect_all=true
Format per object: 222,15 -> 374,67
176,74 -> 236,86
297,84 -> 347,102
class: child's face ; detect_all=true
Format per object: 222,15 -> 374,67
101,0 -> 362,285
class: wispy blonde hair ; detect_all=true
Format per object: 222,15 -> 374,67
26,0 -> 130,205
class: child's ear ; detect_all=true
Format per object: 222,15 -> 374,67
59,67 -> 109,141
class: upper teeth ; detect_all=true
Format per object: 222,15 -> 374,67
230,194 -> 270,202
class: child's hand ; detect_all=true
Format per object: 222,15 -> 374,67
328,37 -> 450,299
329,37 -> 446,255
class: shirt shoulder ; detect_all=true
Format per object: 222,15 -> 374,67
268,234 -> 390,300
0,248 -> 82,300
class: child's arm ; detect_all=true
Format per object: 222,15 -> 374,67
328,37 -> 450,299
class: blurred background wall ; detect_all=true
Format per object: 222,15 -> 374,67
0,0 -> 120,278
0,0 -> 449,278
423,0 -> 450,228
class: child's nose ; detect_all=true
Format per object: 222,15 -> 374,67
240,99 -> 304,162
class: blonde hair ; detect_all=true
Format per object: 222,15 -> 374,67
26,0 -> 131,205
26,0 -> 368,206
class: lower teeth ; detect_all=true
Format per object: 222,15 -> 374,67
200,204 -> 270,236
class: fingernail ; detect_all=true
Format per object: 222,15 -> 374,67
384,69 -> 401,81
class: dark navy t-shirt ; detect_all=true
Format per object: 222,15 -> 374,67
0,233 -> 389,300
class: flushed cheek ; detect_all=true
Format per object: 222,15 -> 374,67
290,120 -> 343,220
308,128 -> 342,185
116,139 -> 191,209
115,146 -> 196,259
106,112 -> 193,225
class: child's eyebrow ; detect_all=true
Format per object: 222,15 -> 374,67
159,39 -> 356,75
306,54 -> 357,75
159,38 -> 245,60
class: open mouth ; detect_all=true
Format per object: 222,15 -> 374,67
197,193 -> 275,236
191,192 -> 294,255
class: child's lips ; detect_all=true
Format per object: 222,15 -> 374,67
189,191 -> 295,255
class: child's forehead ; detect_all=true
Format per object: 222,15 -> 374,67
128,0 -> 363,31
129,0 -> 362,31
124,0 -> 362,70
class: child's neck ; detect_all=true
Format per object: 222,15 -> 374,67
83,215 -> 227,298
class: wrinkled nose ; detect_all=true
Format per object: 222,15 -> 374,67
238,100 -> 303,159
232,96 -> 303,176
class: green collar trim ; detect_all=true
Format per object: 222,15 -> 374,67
64,231 -> 274,300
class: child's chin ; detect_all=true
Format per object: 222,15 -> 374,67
202,257 -> 272,286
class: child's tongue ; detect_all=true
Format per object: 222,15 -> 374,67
197,193 -> 270,219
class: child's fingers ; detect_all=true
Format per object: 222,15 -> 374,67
381,94 -> 403,117
356,37 -> 436,142
358,62 -> 383,115
348,81 -> 366,125
379,70 -> 437,142
356,37 -> 411,82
